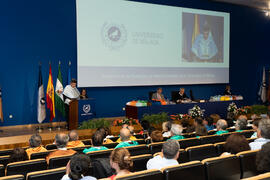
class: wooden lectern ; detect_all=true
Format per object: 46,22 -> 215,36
69,100 -> 78,130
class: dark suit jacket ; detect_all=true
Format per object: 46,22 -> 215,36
172,92 -> 189,103
224,90 -> 232,95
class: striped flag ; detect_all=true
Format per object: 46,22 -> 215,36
0,88 -> 3,122
55,62 -> 65,117
37,65 -> 46,123
46,64 -> 55,121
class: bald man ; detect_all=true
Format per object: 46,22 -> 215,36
115,128 -> 139,149
116,125 -> 137,143
215,119 -> 229,135
67,130 -> 85,148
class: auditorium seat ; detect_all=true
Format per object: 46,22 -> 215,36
6,159 -> 47,176
177,149 -> 189,164
0,165 -> 4,177
82,139 -> 92,146
241,172 -> 270,180
48,154 -> 73,169
45,144 -> 57,150
0,175 -> 24,180
214,142 -> 225,155
182,133 -> 196,139
107,136 -> 119,142
186,144 -> 217,161
26,167 -> 66,180
134,134 -> 144,139
68,145 -> 91,153
131,154 -> 152,172
148,142 -> 164,155
247,138 -> 257,143
103,142 -> 118,149
136,139 -> 146,145
202,155 -> 241,180
240,130 -> 255,138
222,132 -> 233,141
200,135 -> 224,145
207,130 -> 217,135
162,161 -> 205,180
30,150 -> 54,160
178,138 -> 201,149
115,169 -> 163,180
125,145 -> 149,156
0,149 -> 13,157
227,128 -> 236,132
86,149 -> 113,160
237,150 -> 259,179
0,155 -> 10,167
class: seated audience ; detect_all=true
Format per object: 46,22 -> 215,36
221,134 -> 250,156
203,117 -> 215,131
215,119 -> 229,135
150,130 -> 164,142
162,121 -> 172,137
67,130 -> 85,148
251,118 -> 261,138
210,114 -> 221,124
116,126 -> 137,143
169,124 -> 185,140
61,154 -> 96,180
115,128 -> 138,149
235,118 -> 248,132
249,118 -> 270,150
195,125 -> 208,137
97,127 -> 114,144
139,120 -> 150,135
147,139 -> 179,170
46,133 -> 76,163
26,134 -> 47,158
9,147 -> 29,163
83,130 -> 108,153
181,118 -> 195,133
108,148 -> 133,179
256,142 -> 270,173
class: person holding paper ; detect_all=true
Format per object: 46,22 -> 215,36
63,79 -> 80,105
173,88 -> 189,103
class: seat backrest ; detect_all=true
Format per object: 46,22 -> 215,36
103,143 -> 118,149
68,145 -> 91,153
148,142 -> 165,155
0,149 -> 13,157
26,167 -> 66,180
178,138 -> 201,149
186,144 -> 217,161
116,169 -> 163,180
182,133 -> 196,139
200,135 -> 224,145
240,130 -> 255,138
131,154 -> 152,172
0,155 -> 10,168
222,133 -> 233,141
136,139 -> 146,145
6,159 -> 47,176
86,149 -> 113,160
82,139 -> 92,146
247,138 -> 257,143
237,150 -> 259,179
162,161 -> 205,180
208,130 -> 217,135
178,149 -> 189,164
125,145 -> 149,156
45,144 -> 57,150
107,137 -> 119,142
241,172 -> 270,180
30,150 -> 54,160
134,134 -> 144,139
0,175 -> 24,180
0,165 -> 4,177
48,154 -> 73,169
202,155 -> 241,180
214,142 -> 225,156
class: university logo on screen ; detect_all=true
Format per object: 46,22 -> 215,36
101,22 -> 127,50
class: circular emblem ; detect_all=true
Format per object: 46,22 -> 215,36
101,23 -> 127,50
83,104 -> 91,114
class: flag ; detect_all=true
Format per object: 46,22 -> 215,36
67,61 -> 71,85
55,62 -> 65,117
192,14 -> 200,44
0,88 -> 3,122
46,64 -> 55,121
37,65 -> 46,123
258,67 -> 267,103
268,70 -> 270,103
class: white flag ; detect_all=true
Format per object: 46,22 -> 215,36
258,67 -> 267,103
38,66 -> 46,123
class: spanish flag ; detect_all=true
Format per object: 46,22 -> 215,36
46,64 -> 55,121
192,14 -> 200,44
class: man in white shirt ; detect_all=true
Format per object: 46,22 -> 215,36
63,79 -> 80,105
147,139 -> 179,170
250,118 -> 270,150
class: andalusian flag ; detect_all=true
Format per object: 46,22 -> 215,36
37,65 -> 46,123
192,14 -> 200,44
46,64 -> 55,121
0,88 -> 3,122
55,62 -> 65,117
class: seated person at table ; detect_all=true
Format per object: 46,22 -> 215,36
235,118 -> 248,132
151,87 -> 165,101
256,142 -> 270,173
215,119 -> 229,135
9,147 -> 29,163
162,121 -> 172,137
221,134 -> 250,156
224,85 -> 232,96
83,130 -> 108,153
115,128 -> 139,149
116,126 -> 137,143
147,139 -> 179,170
46,133 -> 76,164
79,88 -> 88,99
151,130 -> 164,142
67,130 -> 85,148
26,134 -> 47,158
249,118 -> 270,150
203,117 -> 215,131
172,88 -> 189,103
169,124 -> 185,140
251,118 -> 261,138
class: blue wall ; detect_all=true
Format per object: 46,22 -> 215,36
0,0 -> 269,126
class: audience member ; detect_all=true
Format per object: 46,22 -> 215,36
181,118 -> 195,133
235,118 -> 248,132
61,154 -> 96,180
170,124 -> 185,140
210,114 -> 221,124
162,121 -> 172,137
203,117 -> 215,131
83,130 -> 108,153
194,117 -> 204,126
139,120 -> 150,135
256,142 -> 270,173
249,118 -> 270,150
116,125 -> 137,143
115,128 -> 138,149
150,130 -> 164,142
109,148 -> 133,179
9,147 -> 29,163
251,118 -> 261,138
46,133 -> 76,163
97,127 -> 114,144
147,139 -> 179,170
26,134 -> 47,158
195,125 -> 208,137
221,134 -> 250,156
215,119 -> 228,135
67,130 -> 85,148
